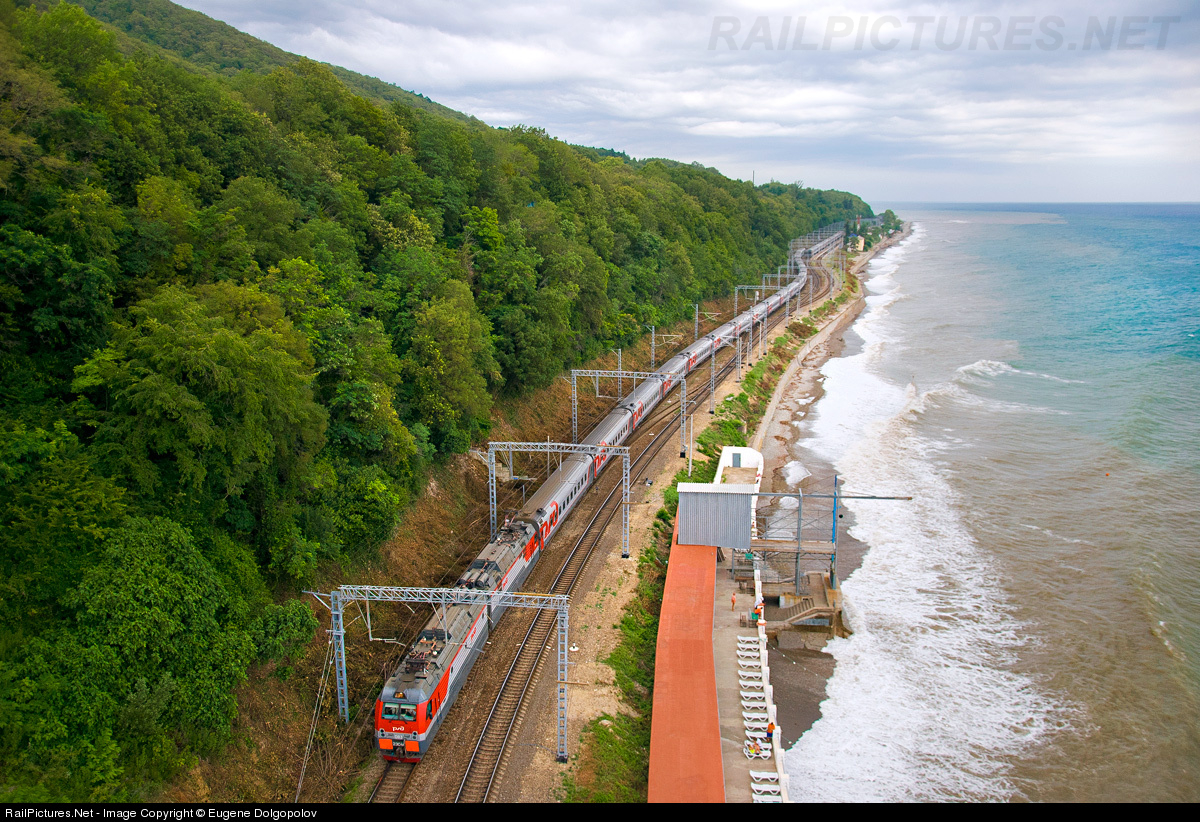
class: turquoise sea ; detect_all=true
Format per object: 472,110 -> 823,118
784,204 -> 1200,801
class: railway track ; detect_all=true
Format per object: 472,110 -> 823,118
429,264 -> 835,587
454,380 -> 691,803
369,761 -> 415,803
453,268 -> 836,802
367,265 -> 835,803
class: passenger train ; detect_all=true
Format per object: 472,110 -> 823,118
374,248 -> 823,762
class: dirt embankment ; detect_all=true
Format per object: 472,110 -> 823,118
163,296 -> 740,803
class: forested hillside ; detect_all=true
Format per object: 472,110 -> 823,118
0,0 -> 871,800
72,0 -> 474,120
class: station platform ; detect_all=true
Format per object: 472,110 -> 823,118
648,523 -> 789,803
647,524 -> 724,803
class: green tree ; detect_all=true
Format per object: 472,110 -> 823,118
405,278 -> 499,432
71,283 -> 327,515
66,517 -> 256,736
0,419 -> 127,628
218,176 -> 301,270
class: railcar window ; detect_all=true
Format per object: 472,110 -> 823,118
399,704 -> 417,722
382,702 -> 401,720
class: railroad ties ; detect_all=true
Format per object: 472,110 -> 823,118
452,271 -> 841,802
366,249 -> 838,803
369,761 -> 415,803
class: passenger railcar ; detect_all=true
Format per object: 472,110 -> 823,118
375,267 -> 812,761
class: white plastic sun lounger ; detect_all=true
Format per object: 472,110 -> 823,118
743,744 -> 771,760
749,770 -> 779,783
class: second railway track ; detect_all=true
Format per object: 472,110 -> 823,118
455,379 -> 691,802
454,268 -> 834,802
372,264 -> 835,803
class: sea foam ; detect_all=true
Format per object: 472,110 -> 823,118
785,229 -> 1063,801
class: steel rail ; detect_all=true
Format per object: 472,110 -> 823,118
455,384 -> 687,802
369,761 -> 415,803
454,269 -> 836,802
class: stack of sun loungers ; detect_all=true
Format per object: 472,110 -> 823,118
750,770 -> 783,803
739,570 -> 789,802
738,634 -> 772,765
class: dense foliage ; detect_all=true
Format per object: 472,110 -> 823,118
854,208 -> 902,250
0,0 -> 871,799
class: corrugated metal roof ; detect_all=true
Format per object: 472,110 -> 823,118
677,483 -> 755,551
677,482 -> 758,495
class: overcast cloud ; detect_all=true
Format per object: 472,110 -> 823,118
176,0 -> 1199,203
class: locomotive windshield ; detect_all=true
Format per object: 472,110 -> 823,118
382,702 -> 417,722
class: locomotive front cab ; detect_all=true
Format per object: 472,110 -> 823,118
377,696 -> 427,760
376,628 -> 450,761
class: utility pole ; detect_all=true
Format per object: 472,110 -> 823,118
678,378 -> 688,459
611,348 -> 622,398
710,342 -> 716,414
687,415 -> 694,476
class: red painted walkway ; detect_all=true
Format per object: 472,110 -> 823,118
647,523 -> 724,803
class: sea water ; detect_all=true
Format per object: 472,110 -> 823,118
785,204 -> 1200,802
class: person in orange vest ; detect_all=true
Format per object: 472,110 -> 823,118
731,592 -> 737,611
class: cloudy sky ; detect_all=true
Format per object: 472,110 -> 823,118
176,0 -> 1199,204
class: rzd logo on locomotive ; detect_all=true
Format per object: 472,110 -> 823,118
593,442 -> 608,474
540,501 -> 560,541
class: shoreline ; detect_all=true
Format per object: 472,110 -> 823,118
752,224 -> 912,749
505,224 -> 912,799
